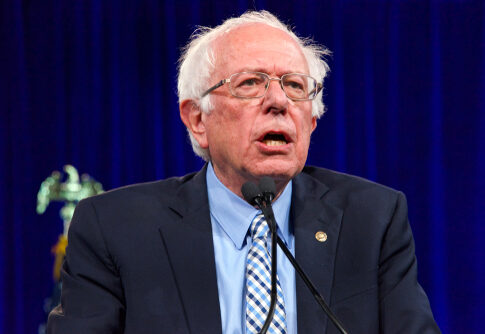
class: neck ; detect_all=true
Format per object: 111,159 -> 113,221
210,163 -> 290,201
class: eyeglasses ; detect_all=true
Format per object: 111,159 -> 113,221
200,71 -> 322,101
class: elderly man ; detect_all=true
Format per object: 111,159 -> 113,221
48,10 -> 440,334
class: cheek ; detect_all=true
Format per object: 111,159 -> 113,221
206,103 -> 252,153
219,101 -> 257,139
297,118 -> 315,152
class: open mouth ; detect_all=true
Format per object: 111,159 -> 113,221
261,133 -> 288,146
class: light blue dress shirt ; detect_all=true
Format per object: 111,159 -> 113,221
206,163 -> 297,334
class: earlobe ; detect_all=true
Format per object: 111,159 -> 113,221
179,100 -> 209,148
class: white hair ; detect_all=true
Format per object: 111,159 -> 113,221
177,10 -> 331,161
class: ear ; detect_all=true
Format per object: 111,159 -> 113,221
179,99 -> 209,149
311,116 -> 317,133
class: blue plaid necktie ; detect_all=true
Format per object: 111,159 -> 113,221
245,214 -> 287,334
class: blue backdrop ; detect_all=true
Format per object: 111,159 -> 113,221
1,0 -> 484,333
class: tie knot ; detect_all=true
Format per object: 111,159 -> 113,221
250,213 -> 269,240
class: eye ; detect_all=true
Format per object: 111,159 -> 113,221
284,80 -> 305,91
239,78 -> 260,86
236,76 -> 264,87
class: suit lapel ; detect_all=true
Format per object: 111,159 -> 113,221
293,172 -> 343,334
158,166 -> 222,334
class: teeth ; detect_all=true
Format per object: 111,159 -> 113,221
263,139 -> 286,146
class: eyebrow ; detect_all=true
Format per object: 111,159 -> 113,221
234,67 -> 305,76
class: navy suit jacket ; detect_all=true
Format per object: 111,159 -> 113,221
47,165 -> 440,333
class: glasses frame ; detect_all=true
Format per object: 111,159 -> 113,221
200,71 -> 323,101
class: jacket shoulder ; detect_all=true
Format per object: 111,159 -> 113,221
80,171 -> 199,207
301,166 -> 403,208
303,166 -> 399,193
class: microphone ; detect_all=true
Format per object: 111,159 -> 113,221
258,177 -> 277,235
256,178 -> 349,334
259,176 -> 276,203
241,182 -> 264,207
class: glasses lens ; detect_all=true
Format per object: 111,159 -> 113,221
229,72 -> 268,98
282,74 -> 317,100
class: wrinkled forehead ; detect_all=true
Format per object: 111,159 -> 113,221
211,23 -> 309,77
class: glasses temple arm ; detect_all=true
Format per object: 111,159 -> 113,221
306,83 -> 322,99
201,79 -> 228,97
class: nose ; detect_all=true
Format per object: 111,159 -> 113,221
263,78 -> 289,113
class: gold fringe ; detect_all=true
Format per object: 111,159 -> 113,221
51,235 -> 68,281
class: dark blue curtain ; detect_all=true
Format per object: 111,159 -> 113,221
1,1 -> 484,333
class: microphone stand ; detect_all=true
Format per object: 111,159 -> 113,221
241,182 -> 278,334
255,201 -> 278,334
258,179 -> 279,334
275,236 -> 348,334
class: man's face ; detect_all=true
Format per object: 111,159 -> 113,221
199,24 -> 316,195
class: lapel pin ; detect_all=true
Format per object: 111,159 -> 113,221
315,231 -> 327,242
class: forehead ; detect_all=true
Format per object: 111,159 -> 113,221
212,23 -> 309,76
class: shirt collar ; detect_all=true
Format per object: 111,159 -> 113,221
206,162 -> 292,250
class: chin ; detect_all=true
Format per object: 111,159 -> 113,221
249,161 -> 302,182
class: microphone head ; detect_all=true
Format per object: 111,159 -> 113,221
241,181 -> 262,206
259,176 -> 276,201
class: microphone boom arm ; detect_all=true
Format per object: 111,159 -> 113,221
275,235 -> 348,334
